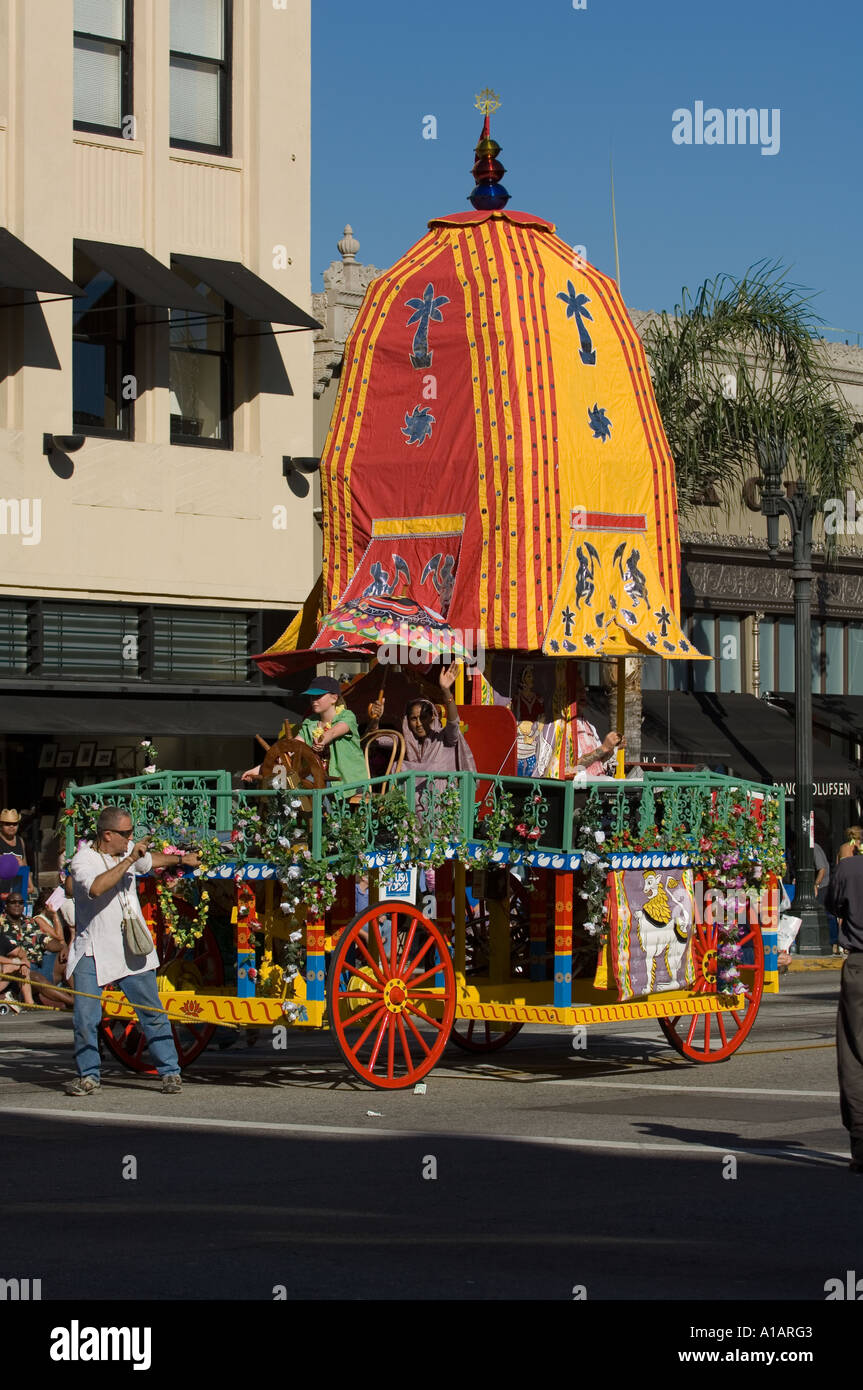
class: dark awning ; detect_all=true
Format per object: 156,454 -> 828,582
75,240 -> 205,312
173,253 -> 321,328
767,694 -> 863,748
0,228 -> 82,296
640,691 -> 863,793
0,695 -> 303,737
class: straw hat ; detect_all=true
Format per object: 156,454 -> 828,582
0,809 -> 20,824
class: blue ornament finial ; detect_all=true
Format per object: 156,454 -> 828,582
469,91 -> 509,210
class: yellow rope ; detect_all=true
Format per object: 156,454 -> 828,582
0,971 -> 243,1029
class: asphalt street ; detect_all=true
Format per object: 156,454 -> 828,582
0,972 -> 859,1301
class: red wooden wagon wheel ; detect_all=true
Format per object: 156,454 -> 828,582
99,886 -> 224,1074
449,872 -> 529,1053
327,903 -> 456,1089
658,893 -> 764,1063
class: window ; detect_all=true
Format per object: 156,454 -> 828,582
170,0 -> 231,154
0,602 -> 28,674
169,260 -> 232,447
848,625 -> 863,695
151,608 -> 251,682
649,613 -> 743,692
73,0 -> 132,137
0,601 -> 260,685
824,623 -> 844,695
776,617 -> 795,692
42,605 -> 139,680
72,247 -> 134,438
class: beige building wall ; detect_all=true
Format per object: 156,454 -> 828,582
0,0 -> 315,610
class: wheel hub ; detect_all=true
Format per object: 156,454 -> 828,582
384,979 -> 408,1013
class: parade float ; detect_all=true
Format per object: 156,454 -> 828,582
64,96 -> 784,1088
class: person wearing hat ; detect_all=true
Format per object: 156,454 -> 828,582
0,809 -> 28,897
242,677 -> 366,788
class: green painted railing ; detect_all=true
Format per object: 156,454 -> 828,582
65,767 -> 785,867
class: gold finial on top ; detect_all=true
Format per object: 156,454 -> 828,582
474,88 -> 501,117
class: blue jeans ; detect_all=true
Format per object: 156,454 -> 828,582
72,954 -> 180,1080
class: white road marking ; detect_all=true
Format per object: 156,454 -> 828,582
0,1104 -> 847,1163
540,1078 -> 840,1098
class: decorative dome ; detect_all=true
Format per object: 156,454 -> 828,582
257,105 -> 702,678
338,224 -> 360,263
316,203 -> 695,661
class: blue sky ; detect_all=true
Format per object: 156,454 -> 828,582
312,0 -> 861,336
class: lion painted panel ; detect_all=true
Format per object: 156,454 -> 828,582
608,869 -> 698,1002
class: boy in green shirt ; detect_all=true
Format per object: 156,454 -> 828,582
296,676 -> 366,789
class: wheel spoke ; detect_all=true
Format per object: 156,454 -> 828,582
402,1007 -> 432,1056
396,921 -> 418,975
715,1012 -> 728,1048
703,1013 -> 711,1053
371,919 -> 390,976
367,1012 -> 390,1072
404,1000 -> 444,1032
348,1005 -> 387,1055
390,913 -> 399,974
402,935 -> 435,979
405,963 -> 443,989
685,1015 -> 698,1048
353,935 -> 388,986
338,996 -> 386,1028
386,1011 -> 396,1079
396,1013 -> 414,1072
341,962 -> 384,992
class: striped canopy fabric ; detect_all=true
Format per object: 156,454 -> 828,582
318,206 -> 697,661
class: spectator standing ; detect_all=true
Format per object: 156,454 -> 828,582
824,854 -> 863,1172
66,805 -> 199,1096
0,809 -> 27,896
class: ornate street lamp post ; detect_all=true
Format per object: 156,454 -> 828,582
758,438 -> 831,954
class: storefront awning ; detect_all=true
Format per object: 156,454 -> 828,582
766,694 -> 863,749
75,240 -> 205,312
0,228 -> 82,296
0,695 -> 303,737
172,253 -> 321,329
641,692 -> 863,791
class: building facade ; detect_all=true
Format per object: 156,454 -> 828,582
0,0 -> 317,874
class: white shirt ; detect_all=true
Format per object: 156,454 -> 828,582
67,842 -> 158,986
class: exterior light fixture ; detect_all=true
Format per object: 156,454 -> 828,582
43,433 -> 86,455
282,456 -> 319,479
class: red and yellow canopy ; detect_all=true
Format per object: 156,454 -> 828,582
257,135 -> 703,677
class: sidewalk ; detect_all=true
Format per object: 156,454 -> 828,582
786,955 -> 845,972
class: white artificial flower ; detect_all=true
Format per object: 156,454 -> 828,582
289,929 -> 303,942
582,850 -> 598,865
594,830 -> 605,843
